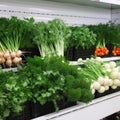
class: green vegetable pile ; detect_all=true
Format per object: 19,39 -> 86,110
0,56 -> 94,120
33,19 -> 71,57
0,69 -> 30,120
69,25 -> 96,49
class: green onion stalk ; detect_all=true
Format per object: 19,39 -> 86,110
79,59 -> 106,82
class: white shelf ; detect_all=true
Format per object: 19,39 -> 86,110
70,56 -> 120,65
2,67 -> 18,72
33,91 -> 120,120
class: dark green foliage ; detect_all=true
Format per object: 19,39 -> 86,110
69,25 -> 96,49
33,19 -> 71,57
0,70 -> 29,120
88,22 -> 114,45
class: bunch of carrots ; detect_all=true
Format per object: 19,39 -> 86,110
95,47 -> 109,56
112,47 -> 120,56
94,40 -> 109,56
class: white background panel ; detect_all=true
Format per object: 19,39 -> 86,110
0,1 -> 111,25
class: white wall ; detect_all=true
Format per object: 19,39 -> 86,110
0,1 -> 111,25
112,8 -> 120,24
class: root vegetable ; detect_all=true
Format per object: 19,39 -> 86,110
105,86 -> 109,91
103,78 -> 110,86
108,79 -> 113,86
104,63 -> 110,69
93,82 -> 101,90
6,59 -> 12,67
0,58 -> 2,64
111,85 -> 117,89
110,72 -> 119,79
1,58 -> 5,63
16,50 -> 22,57
77,58 -> 83,63
6,56 -> 11,61
92,89 -> 95,94
19,57 -> 22,62
98,86 -> 105,93
13,57 -> 20,64
4,51 -> 10,59
113,79 -> 120,86
117,73 -> 120,79
109,61 -> 116,69
97,76 -> 105,85
11,51 -> 16,58
112,67 -> 119,72
0,51 -> 3,57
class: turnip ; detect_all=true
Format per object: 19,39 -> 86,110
108,79 -> 113,86
112,67 -> 119,72
113,79 -> 120,86
95,57 -> 103,62
92,89 -> 95,94
97,76 -> 105,85
106,68 -> 112,72
111,85 -> 117,89
110,71 -> 119,79
1,58 -> 5,64
0,58 -> 2,64
11,51 -> 16,58
109,61 -> 116,69
103,77 -> 110,86
93,82 -> 101,90
105,86 -> 109,91
117,73 -> 120,80
77,58 -> 83,63
4,51 -> 10,59
6,59 -> 12,67
104,63 -> 110,70
6,56 -> 11,61
16,50 -> 22,57
98,86 -> 105,93
13,57 -> 20,64
0,51 -> 3,57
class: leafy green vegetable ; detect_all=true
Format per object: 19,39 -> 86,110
69,25 -> 96,49
33,19 -> 71,57
20,56 -> 93,111
0,70 -> 30,120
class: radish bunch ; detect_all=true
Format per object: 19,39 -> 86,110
91,61 -> 120,94
0,50 -> 22,67
104,61 -> 120,89
91,76 -> 113,94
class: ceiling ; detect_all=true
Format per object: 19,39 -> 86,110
46,0 -> 120,9
0,0 -> 120,9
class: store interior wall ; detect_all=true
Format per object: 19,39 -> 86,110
0,0 -> 111,26
111,8 -> 120,24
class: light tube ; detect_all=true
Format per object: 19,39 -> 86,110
92,0 -> 120,5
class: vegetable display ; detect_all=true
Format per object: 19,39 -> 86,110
94,40 -> 109,56
69,25 -> 96,49
0,16 -> 120,120
78,57 -> 120,94
0,17 -> 23,67
33,19 -> 70,57
0,68 -> 30,120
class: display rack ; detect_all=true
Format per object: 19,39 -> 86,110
70,56 -> 120,65
33,91 -> 120,120
0,1 -> 120,120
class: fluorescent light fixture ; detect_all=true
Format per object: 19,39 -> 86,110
92,0 -> 120,5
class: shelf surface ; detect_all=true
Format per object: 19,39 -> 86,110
70,56 -> 120,65
33,91 -> 120,120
